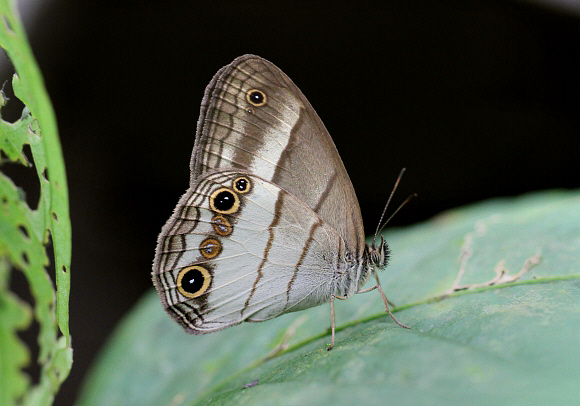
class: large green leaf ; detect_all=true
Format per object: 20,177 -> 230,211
0,0 -> 72,404
78,190 -> 580,405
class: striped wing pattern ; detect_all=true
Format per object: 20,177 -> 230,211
153,55 -> 369,334
153,171 -> 353,333
191,55 -> 365,256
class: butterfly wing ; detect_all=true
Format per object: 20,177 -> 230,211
190,55 -> 365,257
153,171 -> 352,333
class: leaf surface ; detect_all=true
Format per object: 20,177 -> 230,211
0,0 -> 72,404
79,190 -> 580,405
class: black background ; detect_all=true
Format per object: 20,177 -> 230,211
2,1 -> 579,404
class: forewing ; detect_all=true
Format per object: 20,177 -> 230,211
190,55 -> 365,256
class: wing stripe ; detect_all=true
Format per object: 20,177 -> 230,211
271,107 -> 305,185
285,218 -> 323,309
242,189 -> 284,314
313,171 -> 337,213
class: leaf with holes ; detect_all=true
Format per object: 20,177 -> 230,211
0,0 -> 72,405
78,190 -> 580,406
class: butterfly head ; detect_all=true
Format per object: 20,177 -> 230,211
368,235 -> 390,270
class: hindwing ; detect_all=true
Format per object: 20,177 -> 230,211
152,171 -> 354,333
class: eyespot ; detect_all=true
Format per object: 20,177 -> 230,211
212,215 -> 233,236
210,187 -> 240,214
199,238 -> 222,259
177,265 -> 211,298
246,108 -> 254,115
233,176 -> 251,194
246,89 -> 267,106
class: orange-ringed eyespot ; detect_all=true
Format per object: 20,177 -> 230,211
212,215 -> 233,236
176,265 -> 211,298
210,187 -> 239,214
200,238 -> 222,259
233,176 -> 251,194
246,89 -> 267,106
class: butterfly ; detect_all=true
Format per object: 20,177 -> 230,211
152,55 -> 409,350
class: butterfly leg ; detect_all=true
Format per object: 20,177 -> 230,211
357,285 -> 396,307
373,271 -> 410,329
357,284 -> 401,316
328,294 -> 348,351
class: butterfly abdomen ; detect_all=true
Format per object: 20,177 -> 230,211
331,257 -> 370,299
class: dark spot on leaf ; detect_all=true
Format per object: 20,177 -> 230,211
27,121 -> 38,136
2,15 -> 13,33
52,212 -> 58,221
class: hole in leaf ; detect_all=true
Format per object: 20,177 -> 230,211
52,212 -> 58,221
45,232 -> 57,287
10,266 -> 41,386
21,144 -> 33,166
17,317 -> 41,386
18,224 -> 29,238
21,251 -> 29,265
62,265 -> 66,273
0,77 -> 25,124
0,144 -> 41,210
42,167 -> 49,181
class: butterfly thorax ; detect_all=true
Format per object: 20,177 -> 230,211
332,237 -> 389,299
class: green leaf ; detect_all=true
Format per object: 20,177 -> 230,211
78,190 -> 580,405
0,258 -> 33,404
0,0 -> 72,404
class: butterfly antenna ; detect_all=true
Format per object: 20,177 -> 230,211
373,168 -> 406,246
375,192 -> 418,241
